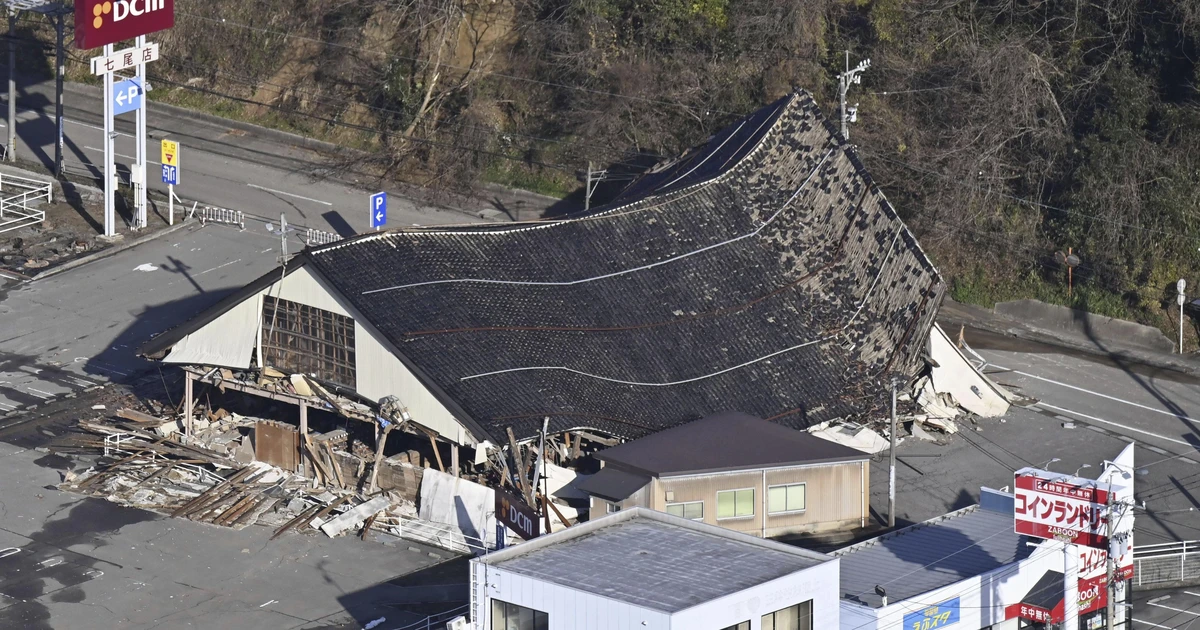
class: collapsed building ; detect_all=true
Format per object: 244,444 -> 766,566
139,90 -> 991,514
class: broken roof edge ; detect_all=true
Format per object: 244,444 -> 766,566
478,506 -> 833,567
138,259 -> 310,359
138,254 -> 493,446
309,93 -> 809,249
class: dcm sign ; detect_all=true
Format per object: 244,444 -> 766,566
75,0 -> 175,49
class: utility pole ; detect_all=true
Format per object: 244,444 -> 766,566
52,7 -> 63,178
888,377 -> 898,528
134,34 -> 147,229
1105,481 -> 1116,630
6,10 -> 14,162
837,51 -> 870,140
584,162 -> 605,212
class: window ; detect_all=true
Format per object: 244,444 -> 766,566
768,483 -> 807,514
261,296 -> 356,387
666,501 -> 704,520
716,488 -> 755,519
607,501 -> 621,514
491,599 -> 548,630
762,600 -> 813,630
721,623 -> 750,630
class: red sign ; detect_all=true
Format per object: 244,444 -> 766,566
76,0 -> 175,50
1015,472 -> 1110,548
1006,602 -> 1059,624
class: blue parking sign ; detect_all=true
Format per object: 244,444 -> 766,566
370,192 -> 387,229
162,164 -> 178,185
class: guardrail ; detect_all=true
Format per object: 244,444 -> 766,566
390,604 -> 470,630
0,172 -> 51,234
305,228 -> 342,246
388,516 -> 492,556
1133,540 -> 1200,587
197,206 -> 245,230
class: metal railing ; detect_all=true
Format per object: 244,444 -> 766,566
390,604 -> 470,630
388,516 -> 492,556
305,228 -> 342,246
0,172 -> 51,234
197,206 -> 245,230
1133,540 -> 1200,587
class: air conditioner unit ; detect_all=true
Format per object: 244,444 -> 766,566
446,616 -> 469,630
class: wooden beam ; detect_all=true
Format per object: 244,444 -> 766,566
429,434 -> 446,473
545,496 -> 573,530
184,371 -> 194,444
303,434 -> 333,487
323,442 -> 347,488
368,425 -> 394,494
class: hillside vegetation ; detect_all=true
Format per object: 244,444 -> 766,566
33,0 -> 1200,338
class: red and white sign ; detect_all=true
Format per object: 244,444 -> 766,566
1006,602 -> 1058,624
76,0 -> 175,50
1014,470 -> 1112,548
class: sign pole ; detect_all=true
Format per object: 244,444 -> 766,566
168,184 -> 173,225
54,9 -> 64,178
6,11 -> 14,162
1064,537 -> 1079,630
102,43 -> 115,237
134,34 -> 147,229
1105,485 -> 1115,629
888,377 -> 897,528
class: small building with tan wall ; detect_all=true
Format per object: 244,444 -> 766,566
577,412 -> 871,539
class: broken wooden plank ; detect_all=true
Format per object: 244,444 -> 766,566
299,495 -> 352,531
323,442 -> 347,488
367,425 -> 394,494
303,434 -> 334,487
320,496 -> 390,538
117,408 -> 165,424
169,466 -> 253,518
360,510 -> 381,541
271,504 -> 323,541
428,434 -> 445,474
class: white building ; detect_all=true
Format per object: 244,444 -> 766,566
470,506 -> 839,630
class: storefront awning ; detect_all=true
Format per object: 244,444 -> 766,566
1005,570 -> 1065,624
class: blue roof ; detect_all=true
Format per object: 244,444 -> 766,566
835,489 -> 1033,607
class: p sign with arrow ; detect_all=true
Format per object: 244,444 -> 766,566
370,192 -> 387,230
113,78 -> 143,116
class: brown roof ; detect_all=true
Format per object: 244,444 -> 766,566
596,412 -> 868,477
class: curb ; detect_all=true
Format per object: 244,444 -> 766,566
60,80 -> 351,158
30,219 -> 196,283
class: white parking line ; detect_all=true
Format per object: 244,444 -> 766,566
1151,603 -> 1200,617
195,259 -> 242,276
246,183 -> 332,206
994,363 -> 1197,422
1135,619 -> 1177,629
1038,403 -> 1195,449
1186,591 -> 1200,599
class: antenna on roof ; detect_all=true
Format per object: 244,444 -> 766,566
838,51 -> 871,140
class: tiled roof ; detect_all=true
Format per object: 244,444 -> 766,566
304,90 -> 944,444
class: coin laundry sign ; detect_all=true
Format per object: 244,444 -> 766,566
903,597 -> 960,630
1014,469 -> 1114,548
76,0 -> 175,50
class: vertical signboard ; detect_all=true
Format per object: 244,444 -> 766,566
495,487 -> 540,541
76,0 -> 175,49
1014,469 -> 1116,548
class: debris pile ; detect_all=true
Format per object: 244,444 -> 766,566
54,410 -> 426,545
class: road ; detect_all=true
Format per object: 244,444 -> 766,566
0,72 -> 546,235
1133,587 -> 1200,630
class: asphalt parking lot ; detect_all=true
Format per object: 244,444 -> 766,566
1133,588 -> 1200,630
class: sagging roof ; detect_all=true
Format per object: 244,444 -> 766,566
477,507 -> 831,613
142,90 -> 943,445
594,411 -> 868,477
834,488 -> 1033,607
574,467 -> 651,502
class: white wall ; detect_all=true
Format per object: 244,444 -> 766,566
473,563 -> 673,630
165,265 -> 477,445
928,323 -> 1010,417
472,557 -> 838,630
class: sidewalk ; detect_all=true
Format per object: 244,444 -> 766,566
937,297 -> 1200,376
